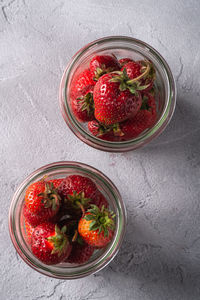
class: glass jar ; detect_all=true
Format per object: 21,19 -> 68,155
59,36 -> 176,152
9,161 -> 126,279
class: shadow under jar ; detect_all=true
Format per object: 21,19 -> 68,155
59,36 -> 176,152
9,161 -> 126,279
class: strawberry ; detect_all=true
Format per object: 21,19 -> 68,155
119,111 -> 151,140
90,54 -> 120,80
25,180 -> 61,221
122,60 -> 156,92
48,178 -> 63,189
71,85 -> 95,122
78,205 -> 115,248
58,175 -> 98,213
70,68 -> 95,100
121,61 -> 141,79
24,219 -> 34,244
96,132 -> 116,142
88,120 -> 107,137
141,91 -> 157,124
120,92 -> 157,140
66,239 -> 94,264
31,223 -> 71,265
88,120 -> 121,141
89,91 -> 157,141
93,72 -> 143,125
23,204 -> 47,227
93,192 -> 109,209
119,58 -> 133,67
88,120 -> 112,137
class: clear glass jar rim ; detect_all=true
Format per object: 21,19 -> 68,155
59,36 -> 176,151
9,161 -> 127,279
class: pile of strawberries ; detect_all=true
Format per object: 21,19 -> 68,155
23,175 -> 115,265
70,54 -> 157,141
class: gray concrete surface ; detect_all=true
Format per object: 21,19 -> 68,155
1,0 -> 200,299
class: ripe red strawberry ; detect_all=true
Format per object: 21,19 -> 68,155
120,93 -> 157,140
66,240 -> 94,264
122,60 -> 156,92
119,58 -> 133,67
121,61 -> 141,79
24,202 -> 61,227
71,85 -> 95,122
92,192 -> 109,209
88,120 -> 111,137
58,175 -> 98,213
48,178 -> 63,189
78,205 -> 115,248
70,68 -> 95,100
90,54 -> 120,80
23,204 -> 47,227
88,120 -> 122,141
58,175 -> 98,199
24,219 -> 34,244
25,180 -> 61,221
119,111 -> 151,139
95,132 -> 117,142
93,72 -> 143,125
88,120 -> 107,137
142,91 -> 157,124
31,223 -> 71,265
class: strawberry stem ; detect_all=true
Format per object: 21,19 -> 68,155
109,62 -> 151,95
39,182 -> 61,211
41,175 -> 49,182
72,230 -> 78,242
77,202 -> 85,216
126,61 -> 150,84
50,194 -> 60,211
95,122 -> 112,136
112,123 -> 124,137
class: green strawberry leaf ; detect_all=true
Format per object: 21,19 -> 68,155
119,82 -> 127,91
128,86 -> 136,94
89,220 -> 99,231
104,226 -> 109,237
84,214 -> 95,221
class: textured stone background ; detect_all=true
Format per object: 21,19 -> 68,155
1,0 -> 200,299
